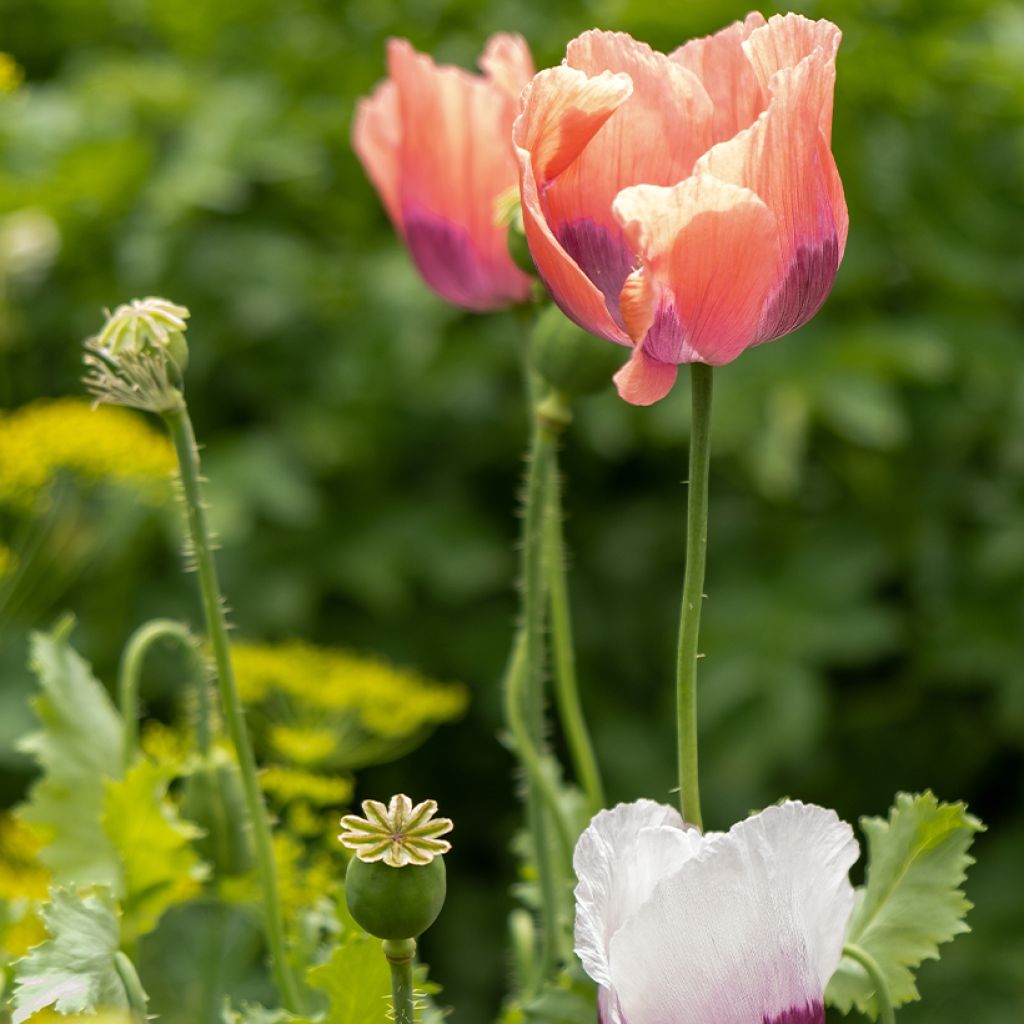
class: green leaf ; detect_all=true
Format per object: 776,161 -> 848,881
826,790 -> 984,1018
102,758 -> 209,942
11,887 -> 146,1022
17,620 -> 124,887
521,964 -> 597,1024
305,933 -> 390,1024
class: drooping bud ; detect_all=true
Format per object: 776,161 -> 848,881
180,749 -> 255,878
339,794 -> 452,940
529,303 -> 628,399
83,297 -> 191,414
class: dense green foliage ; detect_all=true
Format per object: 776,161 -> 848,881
1,0 -> 1022,1020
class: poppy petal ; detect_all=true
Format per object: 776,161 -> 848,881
514,66 -> 634,340
573,800 -> 700,990
608,802 -> 858,1024
352,80 -> 403,229
670,12 -> 767,144
612,174 -> 782,373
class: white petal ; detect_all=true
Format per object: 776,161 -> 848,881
573,799 -> 703,991
608,801 -> 858,1024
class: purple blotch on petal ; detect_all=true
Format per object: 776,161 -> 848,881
640,299 -> 687,366
758,233 -> 840,342
404,208 -> 495,311
764,1001 -> 825,1024
555,218 -> 635,328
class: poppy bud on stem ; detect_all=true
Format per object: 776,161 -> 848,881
83,300 -> 304,1013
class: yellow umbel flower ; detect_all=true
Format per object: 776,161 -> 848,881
0,398 -> 175,509
269,724 -> 339,766
0,53 -> 23,94
260,765 -> 354,807
234,638 -> 466,729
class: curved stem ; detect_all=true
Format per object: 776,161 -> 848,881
163,406 -> 303,1013
118,618 -> 203,772
842,943 -> 896,1024
675,363 -> 713,830
383,939 -> 416,1024
544,446 -> 605,814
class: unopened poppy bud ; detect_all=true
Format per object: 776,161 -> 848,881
181,749 -> 255,877
495,187 -> 536,277
530,303 -> 627,398
339,794 -> 453,940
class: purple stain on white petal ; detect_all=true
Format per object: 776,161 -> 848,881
555,218 -> 635,328
404,207 -> 495,310
758,233 -> 840,342
764,1002 -> 825,1024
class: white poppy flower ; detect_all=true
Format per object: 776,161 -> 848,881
573,799 -> 859,1024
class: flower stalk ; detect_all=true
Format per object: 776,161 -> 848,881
383,938 -> 417,1024
842,944 -> 896,1024
118,618 -> 204,772
163,404 -> 303,1012
675,363 -> 713,830
544,445 -> 605,814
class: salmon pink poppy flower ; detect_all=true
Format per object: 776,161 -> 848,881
354,35 -> 536,311
574,799 -> 858,1024
513,14 -> 846,404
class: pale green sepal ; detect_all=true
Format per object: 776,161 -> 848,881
826,790 -> 984,1018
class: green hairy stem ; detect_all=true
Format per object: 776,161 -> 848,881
163,405 -> 303,1013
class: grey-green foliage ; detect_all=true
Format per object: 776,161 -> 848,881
827,791 -> 983,1019
16,619 -> 123,887
12,887 -> 146,1022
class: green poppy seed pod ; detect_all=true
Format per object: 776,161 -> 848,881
95,296 -> 190,375
345,855 -> 446,940
529,303 -> 628,398
338,794 -> 454,941
181,750 -> 254,877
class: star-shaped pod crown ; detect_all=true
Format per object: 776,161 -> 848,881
339,794 -> 453,867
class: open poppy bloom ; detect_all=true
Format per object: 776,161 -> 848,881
513,14 -> 846,404
354,35 -> 536,311
574,799 -> 858,1024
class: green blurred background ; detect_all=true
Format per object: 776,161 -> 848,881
1,0 -> 1022,1020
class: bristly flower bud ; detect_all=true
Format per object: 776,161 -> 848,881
83,297 -> 190,414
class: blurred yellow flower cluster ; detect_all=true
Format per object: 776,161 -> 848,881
0,814 -> 49,958
0,53 -> 23,94
0,398 -> 175,509
0,542 -> 15,579
234,639 -> 468,770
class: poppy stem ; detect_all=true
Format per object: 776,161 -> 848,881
118,618 -> 204,772
515,403 -> 571,983
675,363 -> 713,830
163,405 -> 304,1014
842,944 -> 896,1024
543,418 -> 605,815
383,938 -> 417,1024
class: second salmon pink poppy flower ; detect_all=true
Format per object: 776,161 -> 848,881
514,14 -> 847,404
354,35 -> 536,312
